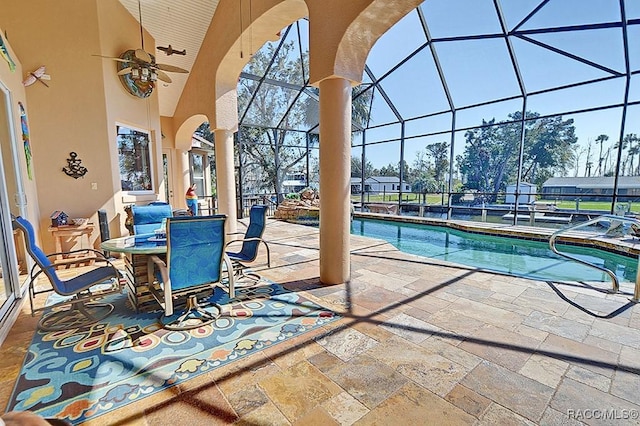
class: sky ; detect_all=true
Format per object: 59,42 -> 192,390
240,0 -> 639,178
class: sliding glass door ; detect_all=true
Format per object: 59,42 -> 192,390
0,80 -> 26,325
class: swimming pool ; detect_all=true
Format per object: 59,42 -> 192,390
351,218 -> 638,284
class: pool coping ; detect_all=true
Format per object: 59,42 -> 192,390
353,212 -> 640,258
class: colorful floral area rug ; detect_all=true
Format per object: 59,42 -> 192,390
7,282 -> 338,424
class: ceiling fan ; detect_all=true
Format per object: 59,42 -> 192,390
94,0 -> 188,98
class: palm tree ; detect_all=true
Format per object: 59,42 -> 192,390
595,134 -> 609,176
584,138 -> 593,177
615,133 -> 639,176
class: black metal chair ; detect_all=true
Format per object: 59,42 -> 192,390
12,216 -> 122,331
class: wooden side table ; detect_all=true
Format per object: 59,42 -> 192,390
12,229 -> 27,274
48,223 -> 96,267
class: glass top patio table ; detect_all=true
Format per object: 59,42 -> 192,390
100,233 -> 166,255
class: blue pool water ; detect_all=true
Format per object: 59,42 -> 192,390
351,218 -> 638,284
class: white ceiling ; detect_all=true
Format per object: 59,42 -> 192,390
118,0 -> 219,117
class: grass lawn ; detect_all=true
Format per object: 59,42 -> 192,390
350,194 -> 639,213
351,193 -> 444,204
538,199 -> 640,213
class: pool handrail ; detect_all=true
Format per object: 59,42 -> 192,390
548,214 -> 640,302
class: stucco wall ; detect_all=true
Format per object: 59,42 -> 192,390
0,0 -> 164,250
0,25 -> 40,230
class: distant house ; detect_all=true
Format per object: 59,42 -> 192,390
283,172 -> 307,194
350,176 -> 411,194
541,176 -> 640,201
505,182 -> 537,204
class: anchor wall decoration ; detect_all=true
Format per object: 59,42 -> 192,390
62,152 -> 88,179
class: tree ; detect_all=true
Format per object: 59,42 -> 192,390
457,111 -> 577,198
595,134 -> 609,176
408,143 -> 449,194
584,138 -> 593,177
351,156 -> 374,178
603,147 -> 613,176
194,122 -> 214,143
238,41 -> 314,201
572,145 -> 585,177
378,163 -> 398,177
117,127 -> 152,191
520,113 -> 577,186
457,118 -> 515,197
303,85 -> 372,133
626,134 -> 640,175
352,85 -> 374,131
614,133 -> 639,176
238,36 -> 372,200
425,142 -> 449,183
409,150 -> 437,194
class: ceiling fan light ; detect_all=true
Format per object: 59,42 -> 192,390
131,67 -> 140,78
150,71 -> 158,82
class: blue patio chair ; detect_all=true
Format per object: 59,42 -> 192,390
131,203 -> 172,234
12,216 -> 122,331
225,204 -> 271,284
146,215 -> 235,330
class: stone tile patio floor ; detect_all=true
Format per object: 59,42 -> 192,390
1,218 -> 640,425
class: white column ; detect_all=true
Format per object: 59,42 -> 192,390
319,77 -> 351,284
179,149 -> 190,210
214,128 -> 238,235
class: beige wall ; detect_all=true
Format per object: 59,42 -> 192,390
0,25 -> 40,228
97,0 -> 164,234
0,0 -> 164,250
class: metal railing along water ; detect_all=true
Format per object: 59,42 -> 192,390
548,214 -> 640,302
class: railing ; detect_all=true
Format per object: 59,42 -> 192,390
238,194 -> 277,218
198,196 -> 217,216
548,214 -> 640,302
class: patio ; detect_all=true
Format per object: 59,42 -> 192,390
1,218 -> 639,425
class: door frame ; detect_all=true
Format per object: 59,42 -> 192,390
0,80 -> 27,340
162,148 -> 175,206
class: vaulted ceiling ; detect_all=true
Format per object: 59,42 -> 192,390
118,0 -> 219,117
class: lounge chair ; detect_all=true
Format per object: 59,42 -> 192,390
12,216 -> 122,331
225,204 -> 271,284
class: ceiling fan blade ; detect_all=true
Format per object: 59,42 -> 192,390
155,63 -> 189,73
92,54 -> 132,63
156,70 -> 172,83
134,49 -> 152,63
117,67 -> 133,76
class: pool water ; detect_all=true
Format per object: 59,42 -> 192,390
351,218 -> 638,284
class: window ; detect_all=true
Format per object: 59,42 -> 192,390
190,152 -> 205,197
117,125 -> 153,191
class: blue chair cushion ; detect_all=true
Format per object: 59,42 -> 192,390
132,204 -> 172,234
63,266 -> 120,296
13,216 -> 119,296
227,205 -> 267,263
152,216 -> 227,294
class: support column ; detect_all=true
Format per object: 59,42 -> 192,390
179,150 -> 190,210
319,77 -> 351,284
214,128 -> 238,235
